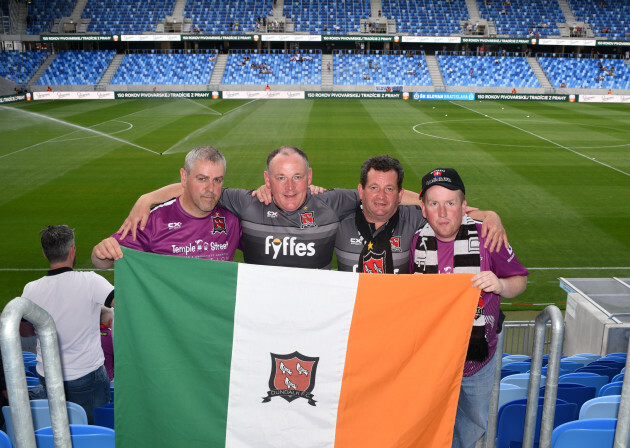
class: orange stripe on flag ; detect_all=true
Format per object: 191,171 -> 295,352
335,273 -> 480,448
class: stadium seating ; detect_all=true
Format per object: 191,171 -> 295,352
501,373 -> 545,389
381,0 -> 469,36
284,0 -> 370,34
496,397 -> 577,448
558,372 -> 610,395
551,418 -> 617,448
0,431 -> 8,448
222,52 -> 321,85
502,354 -> 531,365
598,381 -> 623,397
2,400 -> 88,447
83,0 -> 176,34
185,0 -> 272,34
26,0 -> 76,35
498,383 -> 527,409
540,383 -> 596,411
538,57 -> 630,89
579,396 -> 621,419
438,55 -> 541,88
333,53 -> 431,86
111,52 -> 217,85
477,0 -> 564,37
567,0 -> 630,40
36,50 -> 115,86
0,50 -> 48,85
93,403 -> 115,429
502,361 -> 532,373
35,424 -> 115,448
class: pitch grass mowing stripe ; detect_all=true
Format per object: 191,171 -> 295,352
450,101 -> 630,177
1,99 -> 628,311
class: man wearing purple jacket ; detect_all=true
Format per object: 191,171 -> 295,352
410,168 -> 528,448
92,146 -> 241,268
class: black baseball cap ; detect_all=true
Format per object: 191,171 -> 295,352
420,168 -> 465,197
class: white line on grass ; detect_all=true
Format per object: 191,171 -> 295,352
162,99 -> 258,154
0,106 -> 160,157
2,266 -> 629,272
450,101 -> 630,177
412,119 -> 630,150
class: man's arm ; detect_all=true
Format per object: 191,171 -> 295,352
467,210 -> 508,253
118,183 -> 182,241
92,237 -> 124,269
471,272 -> 527,298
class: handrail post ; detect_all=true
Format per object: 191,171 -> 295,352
484,327 -> 505,448
0,297 -> 72,448
613,344 -> 630,447
522,306 -> 564,448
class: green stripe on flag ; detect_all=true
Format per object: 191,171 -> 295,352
115,248 -> 238,448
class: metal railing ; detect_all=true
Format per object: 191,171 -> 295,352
0,297 -> 71,448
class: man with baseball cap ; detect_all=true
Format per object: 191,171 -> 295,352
410,168 -> 529,448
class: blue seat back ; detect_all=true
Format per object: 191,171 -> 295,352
497,397 -> 577,448
559,372 -> 610,394
2,400 -> 88,447
93,403 -> 115,429
540,383 -> 596,410
551,418 -> 616,448
579,395 -> 621,420
35,424 -> 114,448
599,381 -> 623,397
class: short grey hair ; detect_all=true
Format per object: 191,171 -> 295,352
40,225 -> 74,264
266,146 -> 309,172
184,146 -> 226,173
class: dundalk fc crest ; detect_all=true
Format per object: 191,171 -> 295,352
262,351 -> 319,406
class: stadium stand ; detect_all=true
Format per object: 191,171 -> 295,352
82,0 -> 176,34
477,0 -> 564,37
538,56 -> 630,89
26,0 -> 77,35
185,0 -> 272,34
36,50 -> 115,86
567,0 -> 630,40
438,55 -> 541,88
381,0 -> 469,36
111,51 -> 217,85
333,52 -> 431,86
0,50 -> 48,85
283,0 -> 370,34
222,51 -> 321,85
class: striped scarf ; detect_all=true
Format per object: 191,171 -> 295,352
413,216 -> 488,362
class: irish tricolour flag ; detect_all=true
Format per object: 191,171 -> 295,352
115,248 -> 480,447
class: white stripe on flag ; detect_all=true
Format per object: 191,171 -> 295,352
226,264 -> 360,448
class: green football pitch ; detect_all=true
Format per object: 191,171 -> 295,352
1,98 -> 629,312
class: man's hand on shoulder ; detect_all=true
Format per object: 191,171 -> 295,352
92,237 -> 124,269
251,185 -> 273,205
117,194 -> 153,241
